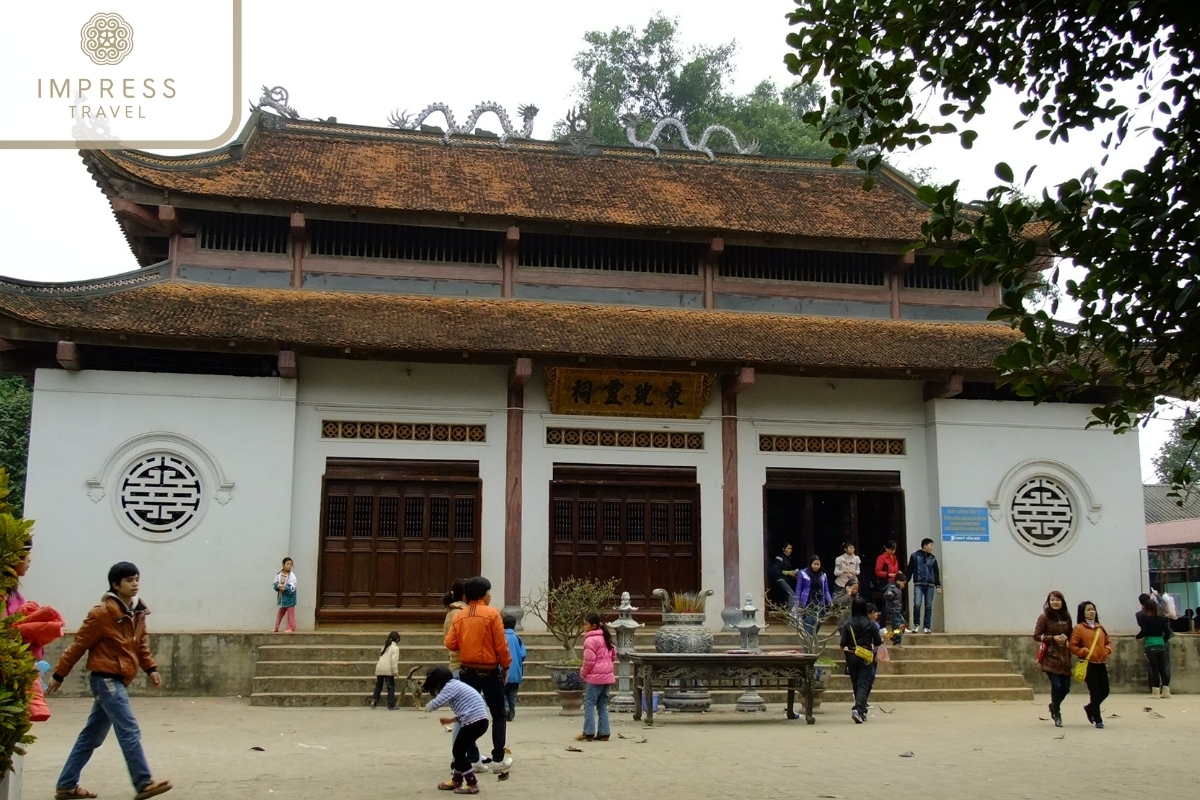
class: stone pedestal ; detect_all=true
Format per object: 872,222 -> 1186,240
652,588 -> 714,712
610,592 -> 644,713
733,593 -> 767,713
0,754 -> 22,800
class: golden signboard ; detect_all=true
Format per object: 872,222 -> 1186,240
545,368 -> 715,420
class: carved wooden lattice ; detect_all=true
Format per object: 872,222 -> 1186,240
546,427 -> 703,450
322,421 -> 486,443
1009,476 -> 1075,551
758,435 -> 905,455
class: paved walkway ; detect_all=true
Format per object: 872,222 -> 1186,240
21,694 -> 1197,799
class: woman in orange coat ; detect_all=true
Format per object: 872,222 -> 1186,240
1069,600 -> 1112,728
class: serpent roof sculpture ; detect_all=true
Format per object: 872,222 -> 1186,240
620,113 -> 760,160
387,102 -> 539,146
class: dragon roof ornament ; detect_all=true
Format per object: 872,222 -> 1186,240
250,86 -> 300,120
387,102 -> 538,146
620,113 -> 760,161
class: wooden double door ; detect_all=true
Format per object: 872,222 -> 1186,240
317,459 -> 480,622
549,464 -> 701,610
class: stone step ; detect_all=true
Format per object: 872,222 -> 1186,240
251,670 -> 1028,695
248,683 -> 1035,708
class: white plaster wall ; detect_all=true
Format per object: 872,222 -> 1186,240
926,399 -> 1143,634
289,359 -> 508,628
518,371 -> 724,629
22,370 -> 297,631
738,376 -> 931,613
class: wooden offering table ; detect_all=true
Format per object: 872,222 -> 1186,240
629,652 -> 819,725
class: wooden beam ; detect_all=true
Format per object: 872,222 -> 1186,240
509,356 -> 532,388
720,380 -> 742,623
56,341 -> 82,370
111,198 -> 166,234
277,349 -> 298,379
723,366 -> 755,396
923,373 -> 964,401
157,205 -> 179,234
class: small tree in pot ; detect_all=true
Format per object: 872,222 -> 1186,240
767,598 -> 842,712
522,576 -> 619,715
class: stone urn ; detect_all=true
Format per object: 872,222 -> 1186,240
651,588 -> 714,712
546,663 -> 585,716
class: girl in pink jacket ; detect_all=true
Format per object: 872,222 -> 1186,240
576,612 -> 617,742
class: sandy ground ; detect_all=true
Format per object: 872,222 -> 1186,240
19,694 -> 1198,800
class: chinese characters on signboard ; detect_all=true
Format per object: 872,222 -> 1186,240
545,368 -> 715,420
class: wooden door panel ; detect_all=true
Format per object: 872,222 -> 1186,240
549,469 -> 700,612
317,461 -> 481,621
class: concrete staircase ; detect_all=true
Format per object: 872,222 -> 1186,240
250,628 -> 1033,707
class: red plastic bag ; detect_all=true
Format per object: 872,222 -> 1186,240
875,643 -> 891,663
29,678 -> 50,722
14,601 -> 65,648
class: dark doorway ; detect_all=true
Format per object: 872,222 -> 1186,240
317,459 -> 481,623
763,469 -> 905,601
550,464 -> 700,612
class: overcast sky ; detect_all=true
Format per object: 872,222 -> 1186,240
0,0 -> 1176,479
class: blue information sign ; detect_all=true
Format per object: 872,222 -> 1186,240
941,507 -> 990,542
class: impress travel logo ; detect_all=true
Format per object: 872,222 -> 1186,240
1,1 -> 241,148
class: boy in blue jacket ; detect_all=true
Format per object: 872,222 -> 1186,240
502,614 -> 526,721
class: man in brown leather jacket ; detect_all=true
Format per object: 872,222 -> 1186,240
47,562 -> 172,800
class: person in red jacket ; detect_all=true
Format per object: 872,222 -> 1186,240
874,540 -> 899,585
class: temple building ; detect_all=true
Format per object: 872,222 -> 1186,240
2,104 -> 1143,634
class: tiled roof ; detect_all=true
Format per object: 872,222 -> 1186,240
0,279 -> 1021,371
1144,483 -> 1200,524
1146,519 -> 1200,548
85,115 -> 931,241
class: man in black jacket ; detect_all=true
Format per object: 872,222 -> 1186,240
768,543 -> 798,607
905,539 -> 942,633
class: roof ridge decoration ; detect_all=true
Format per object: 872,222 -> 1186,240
620,112 -> 760,161
387,101 -> 539,147
250,86 -> 299,120
0,262 -> 170,297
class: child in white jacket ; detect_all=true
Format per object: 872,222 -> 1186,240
834,543 -> 861,592
371,631 -> 401,709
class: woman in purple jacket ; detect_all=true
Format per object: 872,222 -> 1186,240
795,555 -> 834,635
576,612 -> 617,742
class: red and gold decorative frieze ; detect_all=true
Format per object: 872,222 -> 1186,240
547,427 -> 704,450
322,421 -> 486,443
758,435 -> 904,456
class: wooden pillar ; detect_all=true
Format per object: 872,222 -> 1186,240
503,357 -> 533,625
891,251 -> 914,319
159,205 -> 180,278
720,366 -> 754,628
290,212 -> 306,289
704,237 -> 723,310
502,227 -> 519,298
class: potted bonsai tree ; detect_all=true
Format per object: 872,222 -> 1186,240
767,598 -> 842,712
522,576 -> 619,715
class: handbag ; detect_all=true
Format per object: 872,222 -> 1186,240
1071,626 -> 1102,683
850,626 -> 875,665
1036,641 -> 1047,663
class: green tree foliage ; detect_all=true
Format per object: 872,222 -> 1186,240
0,467 -> 36,774
784,2 -> 1199,484
0,378 -> 31,518
1153,416 -> 1200,486
559,14 -> 834,158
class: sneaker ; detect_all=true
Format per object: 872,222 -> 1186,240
595,735 -> 610,742
454,786 -> 479,795
922,628 -> 931,634
437,781 -> 462,791
1053,715 -> 1063,728
472,760 -> 490,774
1150,687 -> 1160,698
851,708 -> 864,724
1095,719 -> 1105,729
494,756 -> 513,770
574,734 -> 594,741
1162,686 -> 1171,699
368,701 -> 377,709
1083,706 -> 1096,725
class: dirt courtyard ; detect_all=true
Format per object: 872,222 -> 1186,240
19,694 -> 1197,799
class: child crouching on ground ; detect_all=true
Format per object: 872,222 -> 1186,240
424,666 -> 489,794
502,615 -> 526,722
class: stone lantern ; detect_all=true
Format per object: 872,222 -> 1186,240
610,591 -> 644,713
734,592 -> 767,713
